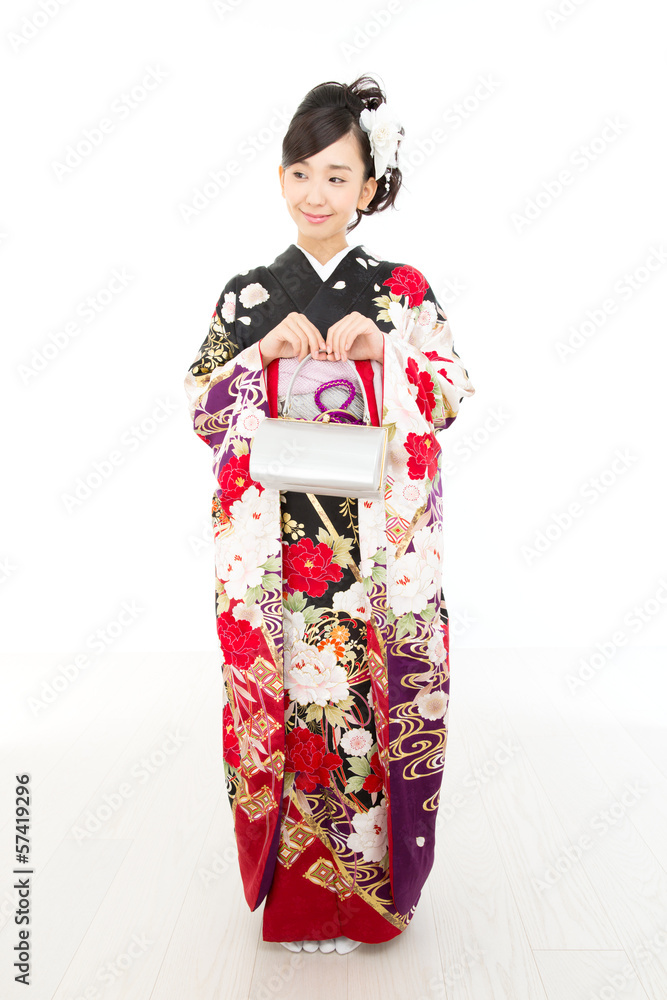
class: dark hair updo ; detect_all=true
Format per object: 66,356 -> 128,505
281,74 -> 404,234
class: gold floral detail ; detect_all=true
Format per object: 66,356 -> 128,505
281,507 -> 305,540
189,311 -> 240,377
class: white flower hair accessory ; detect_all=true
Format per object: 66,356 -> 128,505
358,103 -> 403,180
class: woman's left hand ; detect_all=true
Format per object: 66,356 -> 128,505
325,312 -> 384,363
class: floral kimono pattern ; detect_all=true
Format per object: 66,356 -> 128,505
184,243 -> 475,941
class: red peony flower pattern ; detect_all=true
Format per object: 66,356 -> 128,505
383,265 -> 429,308
404,431 -> 440,481
363,750 -> 385,794
282,536 -> 344,597
217,452 -> 263,515
216,608 -> 262,670
222,702 -> 241,769
423,350 -> 455,387
285,727 -> 342,793
405,356 -> 436,423
441,614 -> 449,651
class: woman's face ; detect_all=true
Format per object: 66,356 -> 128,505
279,132 -> 377,244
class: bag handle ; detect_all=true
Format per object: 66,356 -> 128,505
281,354 -> 370,424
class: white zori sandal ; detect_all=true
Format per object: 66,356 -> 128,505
279,937 -> 361,953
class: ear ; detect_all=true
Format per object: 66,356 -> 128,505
278,164 -> 284,196
358,175 -> 378,210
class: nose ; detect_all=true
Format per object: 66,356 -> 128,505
304,180 -> 327,208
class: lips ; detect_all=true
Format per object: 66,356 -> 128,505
302,211 -> 331,221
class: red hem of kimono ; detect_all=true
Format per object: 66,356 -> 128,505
261,802 -> 403,944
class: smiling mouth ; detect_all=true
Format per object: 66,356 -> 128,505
302,210 -> 331,218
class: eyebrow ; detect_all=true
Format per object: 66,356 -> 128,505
295,159 -> 353,172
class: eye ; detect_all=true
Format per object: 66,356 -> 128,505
291,171 -> 345,183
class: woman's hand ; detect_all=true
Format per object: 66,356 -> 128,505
259,313 -> 327,367
325,312 -> 384,363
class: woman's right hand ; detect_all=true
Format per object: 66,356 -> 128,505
259,313 -> 327,366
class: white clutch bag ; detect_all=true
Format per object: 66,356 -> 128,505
248,354 -> 388,499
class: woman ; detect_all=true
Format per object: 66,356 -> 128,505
184,75 -> 475,955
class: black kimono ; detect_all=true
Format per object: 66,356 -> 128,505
184,241 -> 475,942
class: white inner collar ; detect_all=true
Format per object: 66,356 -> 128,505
295,243 -> 355,281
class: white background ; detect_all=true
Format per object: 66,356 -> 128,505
2,0 -> 665,655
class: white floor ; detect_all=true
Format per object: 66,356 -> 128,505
1,647 -> 665,1000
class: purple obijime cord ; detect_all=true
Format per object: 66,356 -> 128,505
313,378 -> 360,424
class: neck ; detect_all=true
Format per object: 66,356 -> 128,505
296,235 -> 349,266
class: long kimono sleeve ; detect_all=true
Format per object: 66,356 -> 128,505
184,275 -> 240,447
379,267 -> 475,431
184,274 -> 256,452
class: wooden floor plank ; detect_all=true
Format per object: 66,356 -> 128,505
451,651 -> 619,950
429,706 -> 548,1000
533,950 -> 651,1000
4,649 -> 664,1000
150,791 -> 263,1000
487,651 -> 667,1000
48,674 -> 223,1000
